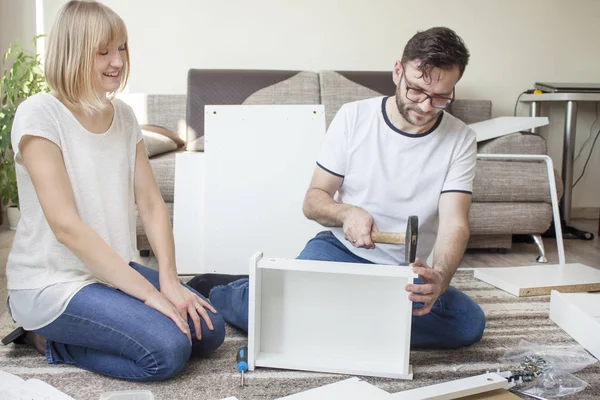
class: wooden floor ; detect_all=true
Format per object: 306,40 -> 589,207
1,218 -> 599,320
461,219 -> 600,269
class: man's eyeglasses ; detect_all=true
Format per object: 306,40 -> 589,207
401,71 -> 455,109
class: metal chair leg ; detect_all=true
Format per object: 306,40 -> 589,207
531,234 -> 548,263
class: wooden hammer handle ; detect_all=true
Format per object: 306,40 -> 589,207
371,232 -> 405,245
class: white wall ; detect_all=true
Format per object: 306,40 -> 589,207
0,0 -> 37,71
16,0 -> 600,207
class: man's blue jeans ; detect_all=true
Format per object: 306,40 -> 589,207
210,231 -> 486,349
33,262 -> 225,381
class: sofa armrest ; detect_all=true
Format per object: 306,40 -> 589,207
477,132 -> 547,155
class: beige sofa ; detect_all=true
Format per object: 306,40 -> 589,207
126,69 -> 563,261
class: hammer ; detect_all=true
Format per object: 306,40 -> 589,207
349,215 -> 418,265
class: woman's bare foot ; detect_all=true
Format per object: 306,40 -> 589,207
24,332 -> 46,356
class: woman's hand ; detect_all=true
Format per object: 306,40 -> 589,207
144,291 -> 192,343
160,281 -> 217,340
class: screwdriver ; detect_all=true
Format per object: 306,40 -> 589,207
236,345 -> 248,387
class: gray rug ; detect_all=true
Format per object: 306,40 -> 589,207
1,271 -> 599,400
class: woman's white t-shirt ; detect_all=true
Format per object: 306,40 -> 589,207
6,92 -> 142,330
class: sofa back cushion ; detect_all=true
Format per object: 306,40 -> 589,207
187,69 -> 320,151
318,71 -> 492,127
118,93 -> 187,136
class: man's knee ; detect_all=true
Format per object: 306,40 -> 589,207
455,303 -> 486,347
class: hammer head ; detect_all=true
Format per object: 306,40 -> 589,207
404,215 -> 418,265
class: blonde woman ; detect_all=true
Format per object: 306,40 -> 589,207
2,0 -> 224,381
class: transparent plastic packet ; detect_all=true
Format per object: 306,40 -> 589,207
518,367 -> 589,398
499,340 -> 598,398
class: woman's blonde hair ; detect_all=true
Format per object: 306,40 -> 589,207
45,0 -> 130,114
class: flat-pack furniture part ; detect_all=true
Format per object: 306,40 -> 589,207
473,263 -> 600,297
391,372 -> 508,400
278,377 -> 391,399
549,290 -> 600,360
248,253 -> 416,379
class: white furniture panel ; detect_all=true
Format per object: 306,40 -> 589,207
278,377 -> 390,399
391,372 -> 507,400
550,291 -> 600,360
173,152 -> 205,275
473,263 -> 600,297
249,253 -> 416,379
203,105 -> 325,274
468,117 -> 548,142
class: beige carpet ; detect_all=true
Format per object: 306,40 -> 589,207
1,270 -> 599,400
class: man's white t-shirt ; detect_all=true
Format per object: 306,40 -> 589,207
318,96 -> 477,265
6,92 -> 142,330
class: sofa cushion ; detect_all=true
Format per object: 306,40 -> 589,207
142,130 -> 178,158
141,124 -> 186,147
187,70 -> 320,151
118,93 -> 187,135
473,160 -> 563,202
469,202 -> 553,235
148,151 -> 177,202
242,71 -> 321,106
319,71 -> 393,127
478,132 -> 547,155
446,99 -> 492,124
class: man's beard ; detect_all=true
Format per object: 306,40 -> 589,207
395,86 -> 441,127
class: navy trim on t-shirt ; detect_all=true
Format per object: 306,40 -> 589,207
441,189 -> 473,195
317,162 -> 344,178
381,96 -> 443,138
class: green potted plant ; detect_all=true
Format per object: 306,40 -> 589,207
0,36 -> 48,229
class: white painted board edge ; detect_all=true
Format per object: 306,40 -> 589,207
258,256 -> 418,278
469,116 -> 549,142
473,263 -> 600,297
549,291 -> 600,360
255,352 -> 413,380
391,372 -> 507,400
277,377 -> 391,399
248,252 -> 264,371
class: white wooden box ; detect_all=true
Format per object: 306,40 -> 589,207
549,291 -> 600,360
248,253 -> 416,379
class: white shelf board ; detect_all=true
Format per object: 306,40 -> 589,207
473,263 -> 600,297
277,377 -> 391,399
258,257 -> 417,278
256,352 -> 413,380
391,372 -> 507,399
550,291 -> 600,360
468,117 -> 548,142
520,93 -> 600,102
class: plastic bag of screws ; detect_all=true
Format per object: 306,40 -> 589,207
498,340 -> 597,398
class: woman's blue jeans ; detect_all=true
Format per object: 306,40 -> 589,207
33,262 -> 225,381
210,231 -> 486,349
